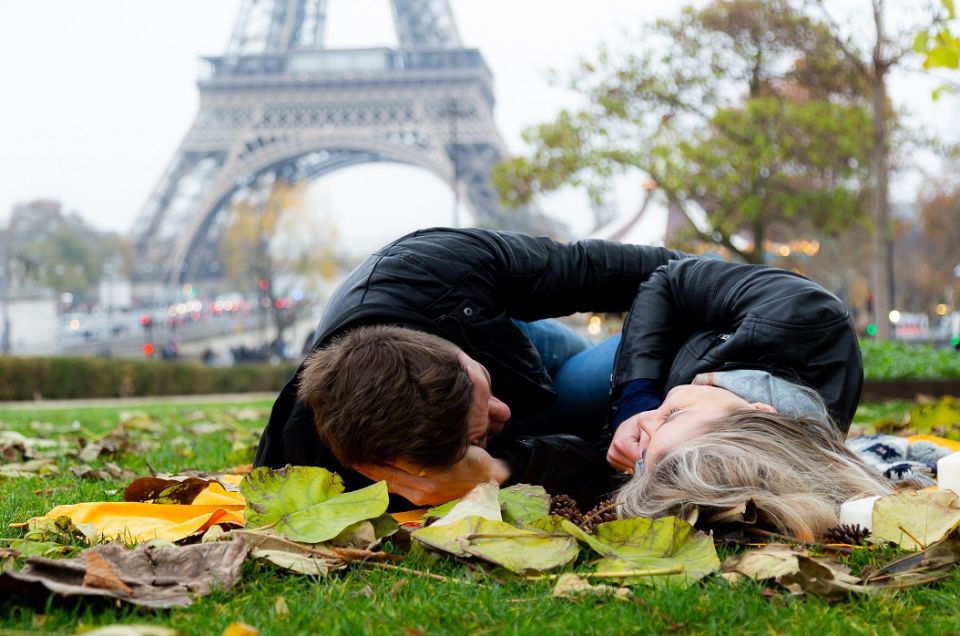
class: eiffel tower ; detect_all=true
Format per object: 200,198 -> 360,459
130,0 -> 555,285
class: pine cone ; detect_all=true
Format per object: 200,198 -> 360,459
823,523 -> 871,545
580,498 -> 619,533
549,494 -> 583,525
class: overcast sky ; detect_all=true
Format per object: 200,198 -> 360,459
0,0 -> 956,254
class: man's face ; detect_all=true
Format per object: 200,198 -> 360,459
458,352 -> 511,448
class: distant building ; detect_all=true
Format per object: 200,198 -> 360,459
2,288 -> 59,355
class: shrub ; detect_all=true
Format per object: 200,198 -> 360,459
861,340 -> 960,380
0,356 -> 296,401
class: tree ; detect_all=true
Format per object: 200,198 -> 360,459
493,0 -> 872,264
222,177 -> 339,347
6,200 -> 132,301
806,0 -> 947,338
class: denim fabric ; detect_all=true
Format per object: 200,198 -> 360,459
514,319 -> 620,436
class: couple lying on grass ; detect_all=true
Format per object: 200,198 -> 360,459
254,228 -> 891,542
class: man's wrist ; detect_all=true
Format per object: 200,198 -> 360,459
488,458 -> 511,485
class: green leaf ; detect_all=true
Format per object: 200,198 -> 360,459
424,498 -> 460,522
498,484 -> 551,526
241,466 -> 344,527
241,466 -> 389,543
7,539 -> 72,558
927,45 -> 960,69
913,31 -> 930,53
413,516 -> 579,573
590,518 -> 720,586
279,481 -> 390,543
872,490 -> 960,550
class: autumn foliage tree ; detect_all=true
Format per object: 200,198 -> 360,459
493,0 -> 873,264
222,177 -> 339,347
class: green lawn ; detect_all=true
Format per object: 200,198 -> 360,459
2,399 -> 959,636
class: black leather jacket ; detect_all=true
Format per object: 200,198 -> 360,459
612,258 -> 863,432
254,228 -> 686,506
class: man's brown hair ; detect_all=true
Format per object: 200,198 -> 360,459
298,325 -> 475,468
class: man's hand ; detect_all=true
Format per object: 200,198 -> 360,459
354,445 -> 511,506
606,414 -> 648,473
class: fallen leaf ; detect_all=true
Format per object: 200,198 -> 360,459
907,398 -> 960,436
274,596 -> 289,618
222,622 -> 258,636
551,573 -> 633,601
413,516 -> 579,573
863,532 -> 960,588
118,410 -> 161,432
83,552 -> 134,596
7,539 -> 73,558
226,445 -> 257,465
241,466 -> 389,543
584,518 -> 720,586
80,625 -> 180,636
70,463 -> 136,482
872,489 -> 960,550
498,484 -> 551,526
0,458 -> 59,479
723,544 -> 805,581
431,481 -> 502,527
225,408 -> 266,421
233,532 -> 347,576
24,514 -> 98,545
777,556 -> 864,600
0,537 -> 249,608
124,477 -> 221,504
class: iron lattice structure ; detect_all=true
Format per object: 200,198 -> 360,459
130,0 -> 554,284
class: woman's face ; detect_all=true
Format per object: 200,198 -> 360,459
636,384 -> 775,470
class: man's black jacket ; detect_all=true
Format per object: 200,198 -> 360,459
254,228 -> 686,506
613,258 -> 863,432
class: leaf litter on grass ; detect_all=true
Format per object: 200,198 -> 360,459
11,434 -> 960,613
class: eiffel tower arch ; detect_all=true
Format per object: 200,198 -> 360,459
130,0 -> 555,286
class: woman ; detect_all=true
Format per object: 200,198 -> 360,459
608,258 -> 892,541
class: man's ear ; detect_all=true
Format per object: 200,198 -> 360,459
751,402 -> 778,413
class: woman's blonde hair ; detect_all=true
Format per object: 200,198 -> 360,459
616,410 -> 893,542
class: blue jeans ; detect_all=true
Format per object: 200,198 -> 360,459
513,319 -> 621,437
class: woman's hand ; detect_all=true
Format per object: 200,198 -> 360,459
354,445 -> 511,506
606,414 -> 648,473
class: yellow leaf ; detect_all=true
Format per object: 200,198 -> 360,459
872,490 -> 960,550
222,623 -> 258,636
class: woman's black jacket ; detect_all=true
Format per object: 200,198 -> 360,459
254,227 -> 687,506
613,258 -> 863,433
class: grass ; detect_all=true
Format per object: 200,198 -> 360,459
2,398 -> 960,636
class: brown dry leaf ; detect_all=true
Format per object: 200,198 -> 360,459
70,463 -> 137,482
0,458 -> 59,479
778,556 -> 864,600
83,552 -> 133,596
551,573 -> 633,601
722,544 -> 805,581
0,536 -> 249,608
863,532 -> 960,588
123,476 -> 220,504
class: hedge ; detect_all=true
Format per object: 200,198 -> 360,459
0,357 -> 297,401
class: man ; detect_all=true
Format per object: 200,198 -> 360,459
254,227 -> 686,507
